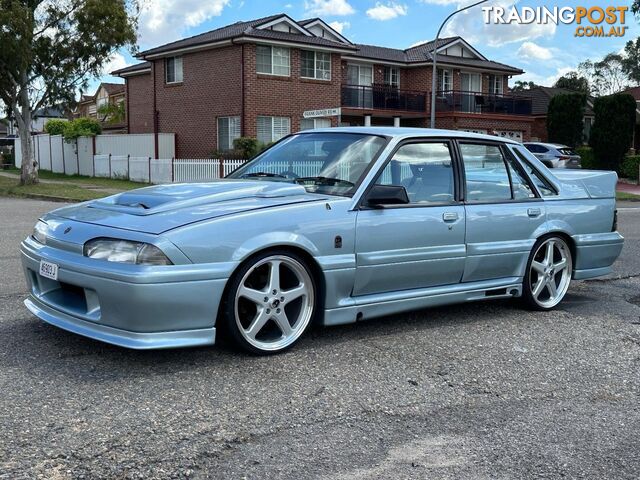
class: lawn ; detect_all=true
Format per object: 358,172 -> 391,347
5,167 -> 145,191
616,191 -> 640,201
0,176 -> 110,201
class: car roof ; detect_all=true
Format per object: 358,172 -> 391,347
524,142 -> 569,149
307,126 -> 521,145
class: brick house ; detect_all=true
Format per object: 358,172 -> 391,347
114,13 -> 533,158
74,83 -> 127,133
512,86 -> 595,144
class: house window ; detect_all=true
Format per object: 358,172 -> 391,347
165,56 -> 183,83
489,75 -> 503,94
217,116 -> 241,151
347,64 -> 373,86
301,50 -> 331,80
384,67 -> 399,89
437,69 -> 452,92
300,118 -> 331,130
256,45 -> 290,76
88,104 -> 97,116
257,116 -> 290,144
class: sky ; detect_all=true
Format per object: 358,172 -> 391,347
97,0 -> 640,91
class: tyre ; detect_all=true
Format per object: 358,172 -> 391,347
522,235 -> 573,311
221,250 -> 317,354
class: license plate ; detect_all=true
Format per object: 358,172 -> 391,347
39,260 -> 58,280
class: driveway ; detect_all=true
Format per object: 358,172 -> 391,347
1,198 -> 640,479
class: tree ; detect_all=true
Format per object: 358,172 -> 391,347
97,101 -> 126,124
589,93 -> 636,171
553,72 -> 590,95
511,80 -> 537,92
622,37 -> 640,84
580,54 -> 629,97
546,93 -> 586,148
0,0 -> 138,185
62,117 -> 101,141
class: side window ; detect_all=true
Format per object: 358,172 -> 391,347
512,147 -> 558,197
459,143 -> 511,202
505,156 -> 536,200
376,142 -> 454,204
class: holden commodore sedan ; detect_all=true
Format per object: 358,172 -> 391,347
21,128 -> 623,354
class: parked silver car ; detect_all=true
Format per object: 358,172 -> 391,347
523,142 -> 581,169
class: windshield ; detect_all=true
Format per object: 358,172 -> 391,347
228,132 -> 388,196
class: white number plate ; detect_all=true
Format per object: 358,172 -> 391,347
39,260 -> 58,280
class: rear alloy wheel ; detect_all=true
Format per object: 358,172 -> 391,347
224,252 -> 316,354
523,236 -> 572,310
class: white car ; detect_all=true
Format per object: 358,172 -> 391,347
523,142 -> 581,169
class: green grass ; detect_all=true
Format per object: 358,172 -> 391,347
616,191 -> 640,201
0,176 -> 108,201
4,167 -> 146,190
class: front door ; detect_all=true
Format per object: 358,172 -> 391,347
461,72 -> 482,113
458,141 -> 545,282
354,140 -> 465,296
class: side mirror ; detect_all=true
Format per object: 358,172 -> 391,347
365,184 -> 410,207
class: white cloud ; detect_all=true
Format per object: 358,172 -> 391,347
442,1 -> 556,47
517,42 -> 552,61
304,0 -> 355,16
138,0 -> 230,47
104,52 -> 130,76
409,39 -> 430,48
366,2 -> 408,21
416,0 -> 460,4
329,21 -> 350,33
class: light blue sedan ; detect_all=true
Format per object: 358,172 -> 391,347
21,128 -> 623,354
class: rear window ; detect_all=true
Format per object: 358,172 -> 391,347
524,144 -> 548,153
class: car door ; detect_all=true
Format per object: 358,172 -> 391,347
459,140 -> 546,283
353,140 -> 465,296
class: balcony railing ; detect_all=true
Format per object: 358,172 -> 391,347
341,84 -> 427,113
435,90 -> 532,116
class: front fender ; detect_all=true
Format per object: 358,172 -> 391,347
232,231 -> 321,263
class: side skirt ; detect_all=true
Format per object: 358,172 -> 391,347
323,277 -> 523,326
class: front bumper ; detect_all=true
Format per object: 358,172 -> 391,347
21,236 -> 233,349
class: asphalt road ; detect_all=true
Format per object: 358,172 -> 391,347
1,198 -> 640,479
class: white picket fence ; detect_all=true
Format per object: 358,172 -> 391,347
88,155 -> 248,184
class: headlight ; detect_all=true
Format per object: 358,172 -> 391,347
33,220 -> 48,244
83,238 -> 173,265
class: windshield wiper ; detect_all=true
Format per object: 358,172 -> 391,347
294,176 -> 355,187
241,172 -> 287,179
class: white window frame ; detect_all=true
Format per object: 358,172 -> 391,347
384,67 -> 400,89
256,45 -> 291,77
300,117 -> 332,130
257,116 -> 291,144
489,74 -> 504,95
347,64 -> 373,86
300,50 -> 331,81
437,69 -> 453,92
165,56 -> 183,84
217,116 -> 241,151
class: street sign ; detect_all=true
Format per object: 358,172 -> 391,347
303,108 -> 341,119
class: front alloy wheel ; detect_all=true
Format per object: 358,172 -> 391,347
523,236 -> 572,310
224,252 -> 316,354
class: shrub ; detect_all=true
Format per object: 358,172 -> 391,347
621,155 -> 640,180
44,119 -> 67,136
233,137 -> 259,159
62,117 -> 102,141
576,146 -> 597,170
589,93 -> 636,171
546,93 -> 586,148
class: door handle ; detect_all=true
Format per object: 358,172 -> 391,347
527,207 -> 542,217
442,212 -> 459,222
